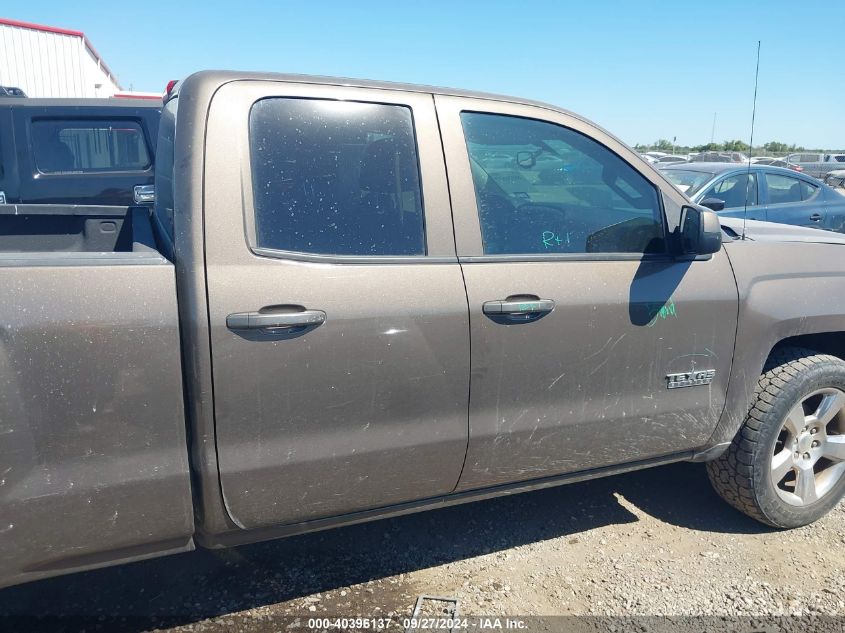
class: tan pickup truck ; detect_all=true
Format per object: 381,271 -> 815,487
4,71 -> 845,589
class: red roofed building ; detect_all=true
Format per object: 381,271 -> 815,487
0,17 -> 123,97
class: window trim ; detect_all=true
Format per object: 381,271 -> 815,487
456,109 -> 671,262
245,95 -> 432,263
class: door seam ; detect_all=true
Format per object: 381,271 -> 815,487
431,94 -> 473,493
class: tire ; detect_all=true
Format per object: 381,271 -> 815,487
707,347 -> 845,528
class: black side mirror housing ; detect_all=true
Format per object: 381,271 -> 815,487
516,151 -> 536,169
700,197 -> 726,212
676,206 -> 722,256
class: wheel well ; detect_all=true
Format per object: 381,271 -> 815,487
772,332 -> 845,361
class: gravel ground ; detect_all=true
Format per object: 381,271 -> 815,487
1,461 -> 844,631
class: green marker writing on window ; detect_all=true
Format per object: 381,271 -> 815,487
542,231 -> 570,248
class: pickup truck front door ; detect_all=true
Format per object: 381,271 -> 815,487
435,96 -> 739,491
203,82 -> 469,529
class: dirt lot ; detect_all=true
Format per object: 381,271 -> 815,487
1,462 -> 844,632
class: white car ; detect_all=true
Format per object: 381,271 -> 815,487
655,155 -> 688,165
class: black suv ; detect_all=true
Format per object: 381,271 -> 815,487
0,98 -> 160,205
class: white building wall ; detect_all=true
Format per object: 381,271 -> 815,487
0,21 -> 121,97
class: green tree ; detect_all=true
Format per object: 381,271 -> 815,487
763,141 -> 789,153
691,142 -> 723,152
722,140 -> 750,152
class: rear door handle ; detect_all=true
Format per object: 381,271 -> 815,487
810,213 -> 822,222
483,297 -> 555,321
227,309 -> 326,331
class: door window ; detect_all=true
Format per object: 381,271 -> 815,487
249,98 -> 425,256
765,173 -> 804,204
700,173 -> 757,209
800,179 -> 819,200
31,119 -> 150,173
459,112 -> 664,255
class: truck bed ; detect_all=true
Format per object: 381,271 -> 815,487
0,204 -> 157,255
0,203 -> 194,588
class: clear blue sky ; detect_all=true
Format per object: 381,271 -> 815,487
5,0 -> 843,149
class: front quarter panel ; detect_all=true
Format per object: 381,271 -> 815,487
706,240 -> 845,447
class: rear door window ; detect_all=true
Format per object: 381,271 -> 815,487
765,173 -> 803,204
31,119 -> 151,174
800,180 -> 819,200
249,98 -> 425,256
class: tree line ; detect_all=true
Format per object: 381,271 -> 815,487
632,139 -> 842,154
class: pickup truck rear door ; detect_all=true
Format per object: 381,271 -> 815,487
435,95 -> 739,491
202,82 -> 470,529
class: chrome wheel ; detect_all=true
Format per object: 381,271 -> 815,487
771,387 -> 845,506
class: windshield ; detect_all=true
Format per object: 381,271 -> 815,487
662,169 -> 714,196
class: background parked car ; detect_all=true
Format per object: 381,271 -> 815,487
825,169 -> 845,190
689,151 -> 749,163
751,156 -> 803,172
659,162 -> 845,231
0,85 -> 26,97
785,152 -> 845,179
655,154 -> 688,165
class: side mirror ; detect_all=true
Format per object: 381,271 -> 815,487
133,184 -> 155,205
516,151 -> 536,169
700,197 -> 725,212
676,206 -> 722,256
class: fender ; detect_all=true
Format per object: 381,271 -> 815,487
702,239 -> 845,452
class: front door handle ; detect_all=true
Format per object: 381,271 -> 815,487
810,213 -> 822,222
483,297 -> 555,322
227,309 -> 326,331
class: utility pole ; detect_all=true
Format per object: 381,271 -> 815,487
710,112 -> 717,144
